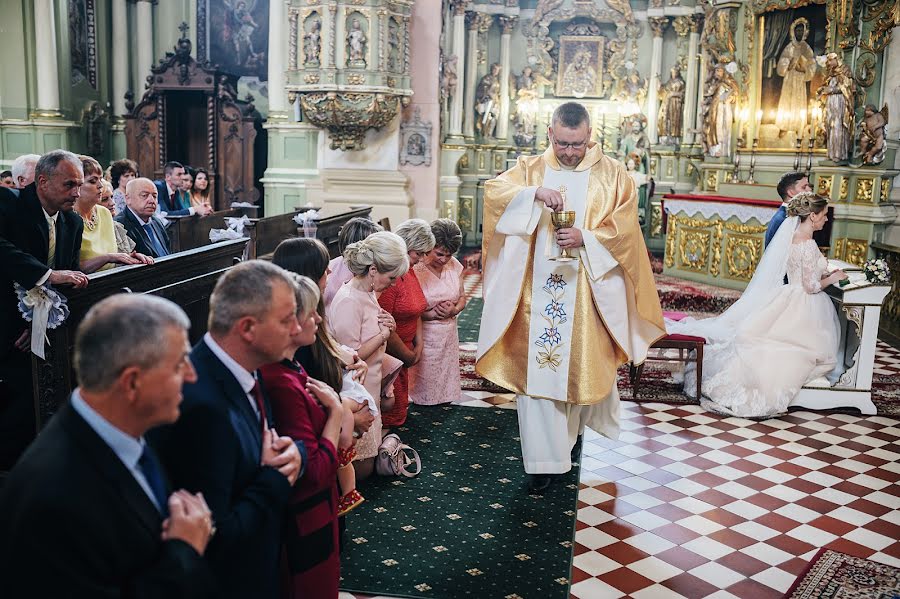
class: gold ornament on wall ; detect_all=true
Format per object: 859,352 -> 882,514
882,178 -> 893,202
839,178 -> 849,201
665,215 -> 677,268
650,204 -> 662,237
855,178 -> 875,203
458,195 -> 474,232
679,229 -> 711,273
817,175 -> 833,197
706,171 -> 719,192
845,239 -> 869,267
725,234 -> 763,281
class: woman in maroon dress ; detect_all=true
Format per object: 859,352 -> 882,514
261,275 -> 345,599
378,219 -> 435,428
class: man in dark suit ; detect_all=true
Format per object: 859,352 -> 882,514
116,177 -> 171,258
151,260 -> 305,599
0,150 -> 90,470
0,294 -> 215,597
155,161 -> 212,217
765,171 -> 812,248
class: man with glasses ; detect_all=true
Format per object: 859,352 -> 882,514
476,102 -> 665,493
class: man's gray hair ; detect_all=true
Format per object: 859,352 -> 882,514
208,260 -> 298,335
74,294 -> 191,391
395,218 -> 436,254
551,102 -> 591,129
10,154 -> 40,184
34,150 -> 83,182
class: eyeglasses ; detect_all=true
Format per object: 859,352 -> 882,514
549,135 -> 588,150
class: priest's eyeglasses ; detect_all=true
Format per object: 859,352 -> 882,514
549,135 -> 588,150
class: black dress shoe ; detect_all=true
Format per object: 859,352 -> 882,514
528,474 -> 554,494
571,434 -> 584,463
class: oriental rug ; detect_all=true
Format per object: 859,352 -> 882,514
339,404 -> 580,599
783,549 -> 900,599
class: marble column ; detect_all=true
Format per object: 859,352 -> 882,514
267,0 -> 287,117
883,24 -> 900,140
448,1 -> 469,137
695,50 -> 708,144
683,15 -> 702,144
135,0 -> 155,95
111,0 -> 129,118
496,16 -> 517,141
33,0 -> 61,115
462,12 -> 480,138
646,17 -> 668,145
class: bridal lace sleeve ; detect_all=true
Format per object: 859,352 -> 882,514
800,240 -> 826,294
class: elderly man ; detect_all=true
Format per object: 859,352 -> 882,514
154,161 -> 212,217
477,102 -> 665,493
0,294 -> 215,597
115,178 -> 171,258
0,150 -> 90,469
10,154 -> 39,189
0,171 -> 14,189
151,260 -> 306,599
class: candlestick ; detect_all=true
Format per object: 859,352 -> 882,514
730,149 -> 742,183
747,138 -> 759,184
806,137 -> 814,176
793,137 -> 802,171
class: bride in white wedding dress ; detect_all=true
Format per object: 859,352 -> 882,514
669,192 -> 848,418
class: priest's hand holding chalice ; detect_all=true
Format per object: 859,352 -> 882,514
536,185 -> 581,262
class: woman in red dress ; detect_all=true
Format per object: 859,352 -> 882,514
378,219 -> 435,428
261,275 -> 345,599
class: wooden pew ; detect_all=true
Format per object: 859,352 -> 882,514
244,206 -> 373,260
32,238 -> 249,428
165,205 -> 260,253
314,206 -> 374,258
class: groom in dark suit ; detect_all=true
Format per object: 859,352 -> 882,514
0,294 -> 214,597
0,150 -> 90,469
115,177 -> 171,258
765,172 -> 811,248
151,260 -> 305,599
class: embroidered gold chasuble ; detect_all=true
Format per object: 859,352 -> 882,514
476,144 -> 665,406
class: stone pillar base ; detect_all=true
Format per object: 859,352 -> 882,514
307,168 -> 413,225
261,121 -> 320,216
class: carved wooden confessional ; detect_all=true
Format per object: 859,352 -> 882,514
124,24 -> 264,210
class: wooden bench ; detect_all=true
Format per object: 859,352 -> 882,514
629,311 -> 706,402
165,205 -> 259,253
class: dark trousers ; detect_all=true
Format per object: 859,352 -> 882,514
0,352 -> 36,471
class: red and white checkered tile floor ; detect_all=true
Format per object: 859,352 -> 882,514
874,340 -> 900,377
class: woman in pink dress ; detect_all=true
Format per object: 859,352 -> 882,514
409,219 -> 467,405
323,217 -> 383,306
327,231 -> 408,479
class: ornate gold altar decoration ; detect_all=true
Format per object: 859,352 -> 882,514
287,0 -> 413,150
834,237 -> 870,266
839,177 -> 849,201
679,229 -> 711,273
706,171 -> 719,192
458,196 -> 474,232
855,177 -> 875,203
817,175 -> 833,197
665,212 -> 768,280
725,234 -> 763,281
882,178 -> 893,202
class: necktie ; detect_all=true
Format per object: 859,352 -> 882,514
250,380 -> 268,434
46,216 -> 56,268
142,223 -> 168,257
170,192 -> 176,210
138,445 -> 169,516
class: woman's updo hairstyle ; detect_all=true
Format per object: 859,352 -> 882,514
431,218 -> 463,255
343,231 -> 409,278
786,191 -> 828,221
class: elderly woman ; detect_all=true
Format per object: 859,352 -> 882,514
409,219 -> 466,405
74,156 -> 153,273
260,275 -> 344,599
323,217 -> 383,306
327,231 -> 407,480
378,219 -> 435,428
109,158 -> 138,216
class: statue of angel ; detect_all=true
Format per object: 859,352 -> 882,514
858,104 -> 888,165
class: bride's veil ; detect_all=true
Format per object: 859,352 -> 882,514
667,216 -> 800,344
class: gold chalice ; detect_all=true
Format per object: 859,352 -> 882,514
550,210 -> 577,262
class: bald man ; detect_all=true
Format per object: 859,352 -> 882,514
114,178 -> 171,258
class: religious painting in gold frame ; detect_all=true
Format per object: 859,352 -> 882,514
753,0 -> 829,151
555,36 -> 605,98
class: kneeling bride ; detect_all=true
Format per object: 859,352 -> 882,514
668,192 -> 848,418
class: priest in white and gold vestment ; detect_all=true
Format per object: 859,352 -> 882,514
476,102 -> 665,490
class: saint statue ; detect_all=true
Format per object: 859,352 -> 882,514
561,47 -> 597,97
658,65 -> 686,142
701,63 -> 738,157
858,104 -> 888,165
774,18 -> 817,137
440,54 -> 458,103
512,66 -> 547,146
303,18 -> 321,66
475,63 -> 502,138
346,18 -> 368,67
817,53 -> 856,163
618,116 -> 650,172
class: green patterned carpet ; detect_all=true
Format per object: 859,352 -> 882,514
457,297 -> 483,344
339,405 -> 580,599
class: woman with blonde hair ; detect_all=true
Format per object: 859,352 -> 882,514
378,219 -> 435,427
669,192 -> 847,418
74,155 -> 153,273
327,231 -> 408,479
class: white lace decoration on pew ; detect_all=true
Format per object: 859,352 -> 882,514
293,210 -> 321,238
14,283 -> 69,359
209,215 -> 252,242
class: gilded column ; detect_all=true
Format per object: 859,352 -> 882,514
463,12 -> 480,138
448,1 -> 469,137
496,15 -> 517,141
33,0 -> 61,116
683,15 -> 702,144
135,0 -> 155,94
111,0 -> 129,117
646,17 -> 668,145
267,0 -> 288,116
